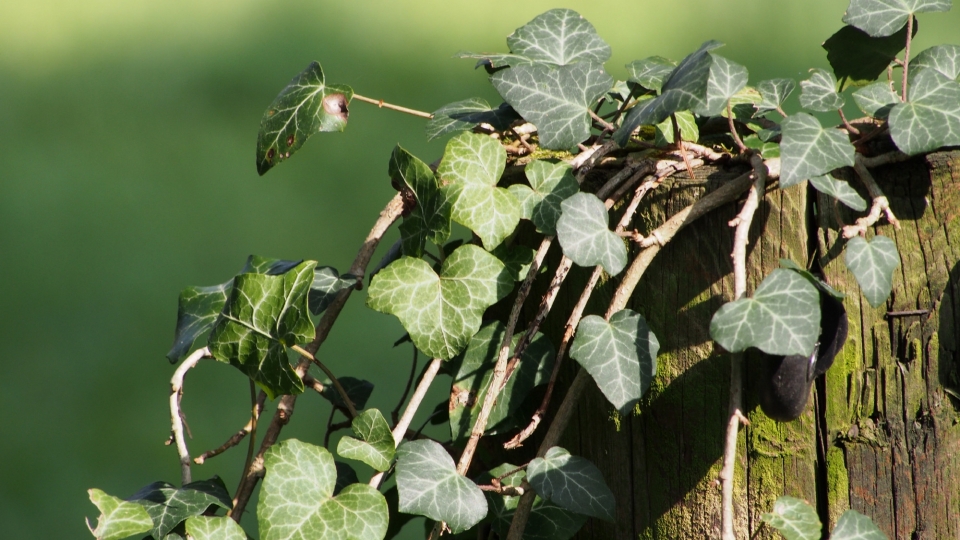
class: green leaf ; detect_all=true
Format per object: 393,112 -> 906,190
242,255 -> 302,275
167,281 -> 231,362
743,135 -> 781,158
395,439 -> 487,534
625,56 -> 677,92
556,193 -> 628,275
761,496 -> 822,540
823,23 -> 915,90
843,0 -> 949,37
256,62 -> 353,175
699,54 -> 749,116
726,86 -> 762,120
183,517 -> 246,540
336,408 -> 396,472
334,461 -> 359,495
799,68 -> 845,111
426,99 -> 519,141
889,68 -> 960,155
390,145 -> 452,257
809,174 -> 868,211
438,132 -> 519,249
844,235 -> 900,307
508,160 -> 580,235
527,447 -> 616,522
569,309 -> 659,413
320,376 -> 374,410
309,266 -> 356,315
756,78 -> 796,115
506,9 -> 611,66
852,81 -> 900,118
367,245 -> 512,360
492,62 -> 614,149
259,439 -> 388,540
127,479 -> 232,539
207,261 -> 317,399
779,113 -> 856,187
709,269 -> 821,356
486,464 -> 586,540
779,258 -> 846,299
449,321 -> 555,443
913,44 -> 960,80
86,489 -> 153,540
831,510 -> 887,539
654,111 -> 699,146
491,243 -> 535,281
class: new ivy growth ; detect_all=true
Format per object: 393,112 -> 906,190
88,1 -> 957,538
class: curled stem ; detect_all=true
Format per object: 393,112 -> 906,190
169,347 -> 210,485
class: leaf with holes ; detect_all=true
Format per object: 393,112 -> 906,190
756,78 -> 796,115
390,145 -> 452,257
761,496 -> 821,540
625,56 -> 677,92
654,111 -> 699,146
183,516 -> 246,540
127,478 -> 232,539
556,193 -> 627,275
889,68 -> 960,154
487,463 -> 586,540
710,269 -> 821,356
913,44 -> 960,80
86,489 -> 153,540
570,309 -> 659,413
505,8 -> 611,66
256,62 -> 353,175
426,99 -> 520,141
320,377 -> 374,410
259,439 -> 387,540
508,160 -> 580,235
527,447 -> 616,522
698,54 -> 749,116
337,408 -> 395,472
809,174 -> 868,211
843,0 -> 950,37
852,81 -> 900,118
831,510 -> 888,540
800,69 -> 845,111
823,23 -> 915,90
395,439 -> 487,533
779,113 -> 856,187
845,235 -> 900,307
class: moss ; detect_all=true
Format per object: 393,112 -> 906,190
825,445 -> 850,524
608,408 -> 622,432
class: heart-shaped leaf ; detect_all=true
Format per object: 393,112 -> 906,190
843,0 -> 950,37
505,9 -> 611,66
183,516 -> 246,540
527,447 -> 616,522
320,376 -> 374,410
779,113 -> 856,187
756,78 -> 796,115
556,192 -> 628,275
823,23 -> 915,89
508,160 -> 580,235
259,439 -> 388,540
654,110 -> 699,146
852,81 -> 900,118
845,235 -> 900,307
800,68 -> 845,112
831,510 -> 887,540
809,174 -> 868,211
426,99 -> 519,141
390,145 -> 452,257
337,408 -> 396,472
256,62 -> 353,175
889,68 -> 960,155
438,132 -> 519,249
761,496 -> 822,540
710,269 -> 821,356
913,44 -> 960,80
367,245 -> 512,359
395,439 -> 487,534
86,489 -> 153,540
486,463 -> 586,540
698,54 -> 749,116
127,478 -> 232,539
625,56 -> 677,92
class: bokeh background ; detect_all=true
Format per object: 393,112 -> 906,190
2,1 -> 957,537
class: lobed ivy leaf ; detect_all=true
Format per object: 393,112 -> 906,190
756,78 -> 796,115
698,53 -> 749,117
779,113 -> 856,187
843,0 -> 949,38
426,99 -> 519,141
725,86 -> 762,120
556,193 -> 628,275
505,8 -> 611,66
761,496 -> 822,540
167,281 -> 231,362
491,243 -> 535,281
527,447 -> 616,522
852,81 -> 900,118
256,62 -> 353,175
259,439 -> 387,540
888,68 -> 960,155
709,269 -> 821,356
831,510 -> 888,539
625,56 -> 677,92
320,376 -> 374,410
799,68 -> 845,112
913,44 -> 960,80
395,439 -> 487,533
654,110 -> 699,146
486,464 -> 586,540
438,132 -> 519,250
309,266 -> 356,315
336,408 -> 396,472
86,489 -> 153,540
508,160 -> 580,235
183,516 -> 246,540
743,135 -> 781,158
127,478 -> 232,539
367,245 -> 512,360
390,145 -> 452,257
779,258 -> 846,299
242,255 -> 302,275
823,23 -> 915,90
844,235 -> 900,307
809,174 -> 868,211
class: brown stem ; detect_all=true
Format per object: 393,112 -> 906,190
841,153 -> 902,238
194,390 -> 267,465
902,15 -> 914,102
352,94 -> 433,119
727,101 -> 748,152
588,109 -> 616,132
672,113 -> 696,180
838,108 -> 861,136
290,344 -> 357,418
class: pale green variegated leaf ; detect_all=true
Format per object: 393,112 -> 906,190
167,281 -> 231,362
426,99 -> 520,141
570,309 -> 659,413
625,56 -> 677,92
913,44 -> 960,80
183,517 -> 247,540
438,132 -> 519,249
852,81 -> 900,118
309,266 -> 356,315
654,110 -> 699,146
823,23 -> 915,90
86,489 -> 153,540
709,269 -> 821,356
486,464 -> 586,540
800,68 -> 845,111
320,376 -> 374,410
395,440 -> 487,534
492,62 -> 613,149
556,193 -> 627,275
779,113 -> 856,187
491,243 -> 535,281
809,174 -> 868,211
527,447 -> 616,522
756,78 -> 796,115
843,0 -> 950,37
508,160 -> 580,235
506,8 -> 611,66
889,68 -> 960,154
390,145 -> 452,257
698,54 -> 749,116
831,510 -> 888,540
336,408 -> 395,472
845,235 -> 900,307
761,496 -> 822,540
127,479 -> 232,539
256,62 -> 352,175
367,245 -> 512,359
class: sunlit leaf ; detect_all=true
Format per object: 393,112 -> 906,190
337,408 -> 396,472
809,174 -> 868,211
486,464 -> 586,540
725,86 -> 762,120
309,266 -> 356,315
852,81 -> 900,118
625,56 -> 677,92
426,99 -> 520,141
698,54 -> 749,116
127,478 -> 232,539
823,23 -> 914,89
320,376 -> 374,410
507,160 -> 580,235
779,259 -> 846,299
167,281 -> 231,362
556,193 -> 627,275
183,516 -> 247,540
756,78 -> 796,115
779,113 -> 856,187
86,489 -> 153,540
743,135 -> 781,158
454,51 -> 532,69
761,496 -> 822,540
888,68 -> 960,154
506,8 -> 611,65
831,509 -> 888,539
844,235 -> 900,307
654,111 -> 699,146
800,68 -> 845,111
843,0 -> 949,37
913,44 -> 960,80
527,447 -> 616,522
390,145 -> 452,257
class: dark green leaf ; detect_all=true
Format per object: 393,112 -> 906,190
799,68 -> 845,111
654,111 -> 699,146
699,54 -> 749,116
913,44 -> 960,80
779,259 -> 846,299
625,56 -> 677,92
491,243 -> 535,282
852,81 -> 900,118
334,461 -> 359,496
320,377 -> 374,410
756,78 -> 796,115
390,145 -> 452,257
167,281 -> 231,362
844,235 -> 900,307
127,479 -> 232,539
454,51 -> 531,69
426,99 -> 520,141
889,68 -> 960,154
779,113 -> 856,187
743,135 -> 781,158
241,255 -> 302,275
86,489 -> 153,540
808,174 -> 868,211
183,517 -> 246,540
823,23 -> 915,89
831,509 -> 887,539
336,408 -> 396,472
843,0 -> 949,37
309,266 -> 356,315
761,496 -> 821,540
527,447 -> 616,522
507,160 -> 580,235
506,9 -> 611,66
486,464 -> 586,540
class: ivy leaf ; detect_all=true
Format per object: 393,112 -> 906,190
527,447 -> 616,522
809,174 -> 868,211
779,113 -> 856,187
852,81 -> 900,118
654,111 -> 699,146
367,245 -> 512,360
183,516 -> 246,540
438,132 -> 519,250
242,255 -> 302,275
309,266 -> 356,315
831,510 -> 888,540
256,62 -> 353,175
743,135 -> 781,158
570,309 -> 659,413
823,23 -> 915,90
799,68 -> 845,111
756,78 -> 796,115
426,99 -> 520,141
167,281 -> 231,362
625,56 -> 677,92
709,269 -> 821,356
127,479 -> 232,539
395,439 -> 487,534
336,408 -> 396,472
843,0 -> 950,38
505,8 -> 611,66
320,376 -> 374,410
491,243 -> 535,281
761,496 -> 822,540
725,86 -> 762,120
86,489 -> 153,540
492,62 -> 613,149
390,145 -> 452,257
698,54 -> 749,116
844,235 -> 900,307
508,160 -> 580,235
889,68 -> 960,155
259,439 -> 388,540
334,461 -> 359,495
913,44 -> 960,80
556,193 -> 628,275
486,464 -> 586,540
779,258 -> 846,299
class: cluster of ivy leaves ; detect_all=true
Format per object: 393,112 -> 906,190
87,0 -> 960,538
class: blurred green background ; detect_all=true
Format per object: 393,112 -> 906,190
1,1 -> 957,537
